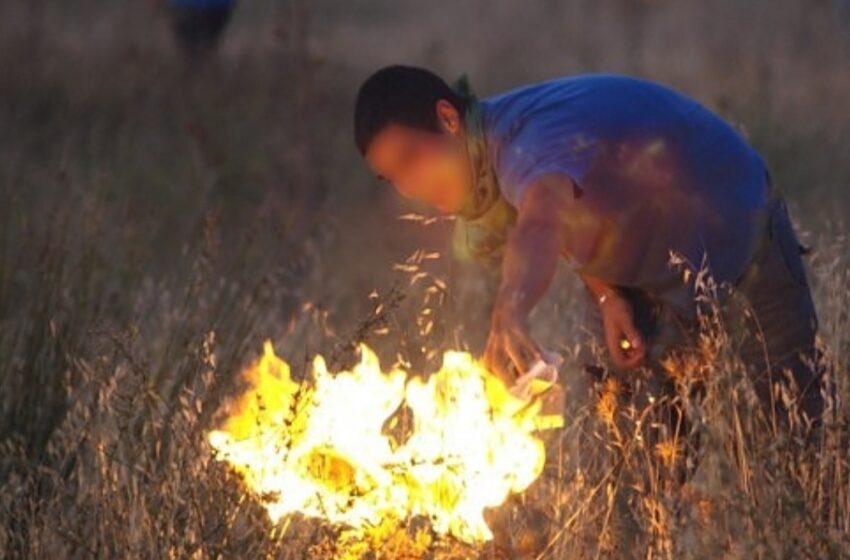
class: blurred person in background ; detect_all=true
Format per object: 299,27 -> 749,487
167,0 -> 236,61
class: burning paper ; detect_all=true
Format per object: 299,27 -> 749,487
208,341 -> 563,543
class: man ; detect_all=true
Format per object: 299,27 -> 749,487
353,65 -> 823,422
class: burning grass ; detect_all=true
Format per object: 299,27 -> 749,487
206,340 -> 560,546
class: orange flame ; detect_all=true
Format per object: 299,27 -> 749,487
208,341 -> 562,543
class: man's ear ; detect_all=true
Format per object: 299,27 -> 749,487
435,99 -> 462,135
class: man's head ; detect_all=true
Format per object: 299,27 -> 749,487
354,65 -> 472,214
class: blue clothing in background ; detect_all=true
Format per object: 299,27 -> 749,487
169,0 -> 235,8
168,0 -> 235,58
481,74 -> 769,317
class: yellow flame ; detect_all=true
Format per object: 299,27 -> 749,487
208,341 -> 562,543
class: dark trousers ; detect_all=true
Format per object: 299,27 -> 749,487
728,197 -> 824,421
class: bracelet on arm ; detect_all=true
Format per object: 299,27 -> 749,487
597,288 -> 618,306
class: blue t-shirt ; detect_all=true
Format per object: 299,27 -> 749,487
481,74 -> 769,317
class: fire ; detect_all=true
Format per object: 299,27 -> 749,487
208,341 -> 563,544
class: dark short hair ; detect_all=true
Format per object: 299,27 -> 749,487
353,65 -> 468,155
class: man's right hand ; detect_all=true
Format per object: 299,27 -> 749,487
599,290 -> 646,369
483,303 -> 542,386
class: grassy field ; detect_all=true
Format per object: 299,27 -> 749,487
1,0 -> 850,558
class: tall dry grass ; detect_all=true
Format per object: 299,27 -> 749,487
1,0 -> 850,558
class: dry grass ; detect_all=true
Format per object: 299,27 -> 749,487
2,1 -> 850,558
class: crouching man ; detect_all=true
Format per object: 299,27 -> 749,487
353,66 -> 824,432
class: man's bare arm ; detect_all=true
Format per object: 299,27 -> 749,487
483,174 -> 573,381
482,172 -> 646,379
494,175 -> 570,317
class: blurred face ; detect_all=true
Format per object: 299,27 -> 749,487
365,100 -> 471,214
